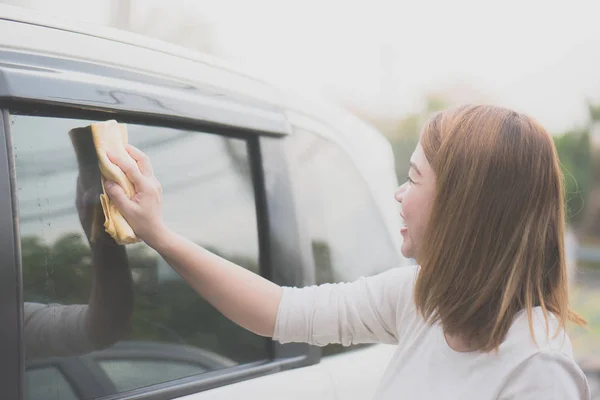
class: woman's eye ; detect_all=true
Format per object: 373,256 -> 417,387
406,176 -> 414,184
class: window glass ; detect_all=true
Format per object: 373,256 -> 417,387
12,115 -> 265,397
289,129 -> 402,355
26,367 -> 79,400
100,359 -> 209,392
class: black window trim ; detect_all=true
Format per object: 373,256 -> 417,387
248,136 -> 276,361
0,108 -> 23,400
99,357 -> 306,400
6,102 -> 318,400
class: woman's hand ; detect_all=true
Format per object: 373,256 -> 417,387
104,145 -> 166,247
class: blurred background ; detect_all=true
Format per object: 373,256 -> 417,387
5,0 -> 600,390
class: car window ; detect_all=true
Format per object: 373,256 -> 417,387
12,115 -> 266,396
99,359 -> 209,392
289,128 -> 402,355
26,366 -> 79,400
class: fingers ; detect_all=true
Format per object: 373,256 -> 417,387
106,151 -> 147,190
105,149 -> 162,200
126,145 -> 154,177
104,180 -> 132,211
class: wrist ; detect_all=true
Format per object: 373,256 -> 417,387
143,223 -> 174,252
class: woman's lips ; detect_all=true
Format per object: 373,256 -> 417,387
400,213 -> 407,234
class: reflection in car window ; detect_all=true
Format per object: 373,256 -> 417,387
290,128 -> 402,355
12,115 -> 265,397
26,367 -> 79,400
100,359 -> 208,392
290,128 -> 400,282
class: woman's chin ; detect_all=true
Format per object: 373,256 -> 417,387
401,242 -> 414,259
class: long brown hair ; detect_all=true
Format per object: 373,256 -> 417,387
414,104 -> 586,352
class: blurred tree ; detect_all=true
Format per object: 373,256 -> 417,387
588,102 -> 600,122
553,128 -> 591,232
563,101 -> 600,242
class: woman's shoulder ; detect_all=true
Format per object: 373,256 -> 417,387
367,264 -> 421,323
364,264 -> 420,298
495,309 -> 589,398
498,349 -> 589,399
499,307 -> 575,363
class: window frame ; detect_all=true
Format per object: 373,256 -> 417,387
0,46 -> 317,399
0,108 -> 23,400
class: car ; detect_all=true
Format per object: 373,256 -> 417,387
0,4 -> 410,400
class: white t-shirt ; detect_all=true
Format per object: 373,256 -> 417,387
273,265 -> 590,399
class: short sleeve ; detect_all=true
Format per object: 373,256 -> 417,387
24,302 -> 95,360
273,265 -> 418,347
498,351 -> 590,400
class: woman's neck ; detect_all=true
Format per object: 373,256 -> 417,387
444,332 -> 478,353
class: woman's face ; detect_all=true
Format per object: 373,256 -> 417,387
394,144 -> 436,260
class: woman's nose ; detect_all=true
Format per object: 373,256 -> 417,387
394,184 -> 406,203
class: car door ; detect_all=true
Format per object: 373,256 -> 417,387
0,43 -> 334,399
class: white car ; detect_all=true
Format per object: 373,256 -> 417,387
0,4 -> 411,400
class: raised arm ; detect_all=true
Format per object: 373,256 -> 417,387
104,145 -> 415,344
104,145 -> 282,337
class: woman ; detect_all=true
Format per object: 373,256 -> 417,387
104,105 -> 590,399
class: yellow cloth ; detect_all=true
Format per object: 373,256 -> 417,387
91,120 -> 140,245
